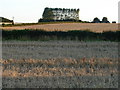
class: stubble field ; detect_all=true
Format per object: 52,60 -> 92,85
2,41 -> 118,88
1,23 -> 118,32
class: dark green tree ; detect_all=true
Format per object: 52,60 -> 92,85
92,17 -> 101,23
42,8 -> 54,20
101,17 -> 110,23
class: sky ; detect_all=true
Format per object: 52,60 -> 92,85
0,0 -> 119,23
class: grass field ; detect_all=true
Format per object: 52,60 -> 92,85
2,57 -> 118,88
1,23 -> 119,33
2,41 -> 118,88
1,22 -> 119,88
2,58 -> 118,77
2,41 -> 118,59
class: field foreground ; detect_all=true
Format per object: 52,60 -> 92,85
2,41 -> 118,88
2,41 -> 118,59
1,23 -> 119,32
2,58 -> 118,88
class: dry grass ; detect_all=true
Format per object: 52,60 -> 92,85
1,58 -> 118,65
2,41 -> 118,60
1,58 -> 118,78
1,23 -> 119,32
2,41 -> 119,88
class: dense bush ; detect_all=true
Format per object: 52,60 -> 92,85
2,30 -> 120,41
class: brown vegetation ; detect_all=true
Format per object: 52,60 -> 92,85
2,58 -> 118,78
1,23 -> 119,32
2,41 -> 118,88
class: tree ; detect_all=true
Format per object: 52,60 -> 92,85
101,17 -> 110,23
92,17 -> 101,23
42,8 -> 54,20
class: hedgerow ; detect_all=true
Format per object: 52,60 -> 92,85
2,30 -> 120,41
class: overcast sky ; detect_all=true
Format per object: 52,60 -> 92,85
0,0 -> 119,23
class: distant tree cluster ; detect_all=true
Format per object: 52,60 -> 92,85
92,17 -> 110,23
38,7 -> 80,22
38,7 -> 118,23
42,8 -> 54,20
38,8 -> 116,23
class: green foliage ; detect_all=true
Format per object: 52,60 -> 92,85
101,17 -> 110,23
2,30 -> 120,41
42,8 -> 54,20
92,17 -> 101,23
